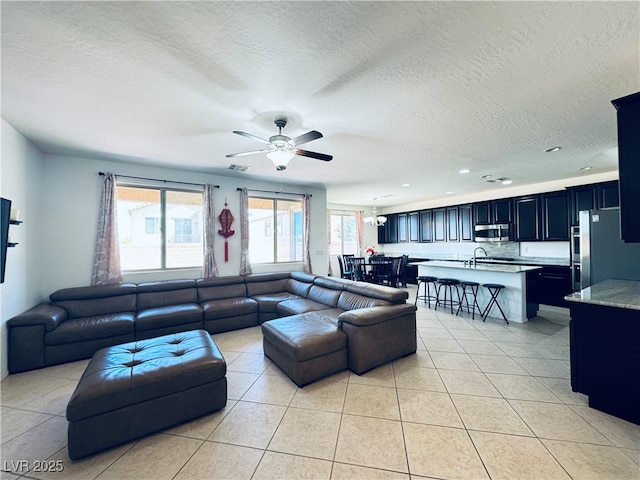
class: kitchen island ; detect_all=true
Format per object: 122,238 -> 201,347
565,279 -> 640,425
416,261 -> 542,323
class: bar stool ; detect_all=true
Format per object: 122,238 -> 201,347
435,278 -> 461,314
456,281 -> 483,320
415,276 -> 438,308
482,283 -> 509,324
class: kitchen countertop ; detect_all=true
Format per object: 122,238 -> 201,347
564,279 -> 640,311
400,254 -> 569,267
414,260 -> 542,274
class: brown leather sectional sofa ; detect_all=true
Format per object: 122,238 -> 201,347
7,271 -> 417,380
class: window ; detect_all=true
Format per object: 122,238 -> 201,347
248,196 -> 304,263
329,212 -> 358,256
116,186 -> 203,271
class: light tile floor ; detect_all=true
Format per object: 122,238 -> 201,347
2,287 -> 639,479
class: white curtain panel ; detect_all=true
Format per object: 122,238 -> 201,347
355,210 -> 364,256
239,188 -> 252,275
326,210 -> 333,276
91,172 -> 122,285
303,194 -> 312,273
202,184 -> 219,278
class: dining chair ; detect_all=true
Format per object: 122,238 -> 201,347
347,257 -> 366,281
337,254 -> 354,280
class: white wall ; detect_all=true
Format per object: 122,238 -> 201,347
1,127 -> 328,378
1,120 -> 46,379
40,155 -> 328,291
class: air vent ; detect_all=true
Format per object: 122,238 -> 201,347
228,164 -> 250,172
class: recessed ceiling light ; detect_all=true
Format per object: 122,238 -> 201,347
501,179 -> 513,185
578,166 -> 593,171
445,191 -> 453,195
459,168 -> 470,174
544,146 -> 562,153
402,183 -> 411,187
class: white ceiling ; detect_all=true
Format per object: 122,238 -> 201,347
1,1 -> 638,208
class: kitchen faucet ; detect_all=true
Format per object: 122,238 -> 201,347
471,247 -> 488,266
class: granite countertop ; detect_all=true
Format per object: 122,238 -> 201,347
564,279 -> 640,310
415,260 -> 542,274
402,254 -> 569,267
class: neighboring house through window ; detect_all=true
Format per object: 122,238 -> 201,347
116,185 -> 204,270
248,196 -> 304,264
329,211 -> 358,256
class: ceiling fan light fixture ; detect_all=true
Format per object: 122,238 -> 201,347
266,149 -> 295,169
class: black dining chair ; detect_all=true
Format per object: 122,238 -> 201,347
337,254 -> 354,280
347,257 -> 366,281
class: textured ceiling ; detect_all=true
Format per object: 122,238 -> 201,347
1,1 -> 638,208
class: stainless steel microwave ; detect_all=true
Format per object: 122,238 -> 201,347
474,224 -> 511,242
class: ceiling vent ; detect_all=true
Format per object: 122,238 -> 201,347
228,164 -> 250,172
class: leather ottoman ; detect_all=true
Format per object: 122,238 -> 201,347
262,312 -> 348,387
66,329 -> 226,460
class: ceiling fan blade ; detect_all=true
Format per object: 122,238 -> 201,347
232,130 -> 271,145
225,149 -> 270,158
295,149 -> 333,162
291,130 -> 323,146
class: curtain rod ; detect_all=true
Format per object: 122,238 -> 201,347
236,187 -> 311,197
99,171 -> 219,188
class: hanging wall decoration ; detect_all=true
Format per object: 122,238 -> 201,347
218,199 -> 235,262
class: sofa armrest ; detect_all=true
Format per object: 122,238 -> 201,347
7,304 -> 68,332
338,304 -> 417,327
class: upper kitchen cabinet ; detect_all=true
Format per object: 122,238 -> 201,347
597,181 -> 619,209
379,214 -> 398,244
397,213 -> 408,242
419,210 -> 433,242
474,199 -> 512,225
447,207 -> 459,242
570,185 -> 596,226
542,191 -> 570,241
515,196 -> 540,241
612,92 -> 640,242
408,212 -> 420,242
433,208 -> 447,242
459,204 -> 473,241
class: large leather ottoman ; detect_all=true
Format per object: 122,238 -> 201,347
262,312 -> 348,387
66,329 -> 226,460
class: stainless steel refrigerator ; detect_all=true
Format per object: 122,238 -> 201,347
579,208 -> 640,289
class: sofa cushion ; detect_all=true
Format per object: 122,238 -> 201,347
137,280 -> 198,310
51,284 -> 137,319
262,313 -> 346,362
45,313 -> 135,345
197,276 -> 247,302
276,299 -> 332,316
345,281 -> 408,304
135,304 -> 203,332
337,291 -> 391,311
251,292 -> 303,313
244,272 -> 292,296
307,285 -> 341,308
202,297 -> 258,320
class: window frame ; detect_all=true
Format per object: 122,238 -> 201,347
329,210 -> 358,256
115,183 -> 204,272
248,194 -> 305,265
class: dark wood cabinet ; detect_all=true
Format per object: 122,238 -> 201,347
515,196 -> 540,241
397,214 -> 408,242
597,181 -> 620,209
474,202 -> 491,225
493,199 -> 513,224
446,207 -> 459,241
570,301 -> 640,424
386,214 -> 398,244
536,266 -> 571,307
542,191 -> 569,240
419,210 -> 432,242
612,92 -> 640,242
570,185 -> 596,226
459,205 -> 473,241
408,212 -> 419,242
433,208 -> 446,242
377,224 -> 386,244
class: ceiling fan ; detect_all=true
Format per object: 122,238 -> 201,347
226,118 -> 333,170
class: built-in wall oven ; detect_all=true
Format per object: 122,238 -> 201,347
570,226 -> 581,291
